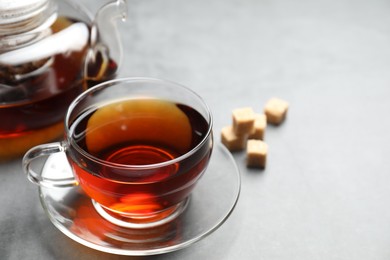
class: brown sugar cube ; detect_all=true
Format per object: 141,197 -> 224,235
246,139 -> 268,168
232,107 -> 256,135
221,126 -> 247,151
248,114 -> 267,140
264,98 -> 289,125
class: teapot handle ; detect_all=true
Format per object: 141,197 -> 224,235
85,0 -> 127,81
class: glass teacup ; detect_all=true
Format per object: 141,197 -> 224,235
23,77 -> 213,228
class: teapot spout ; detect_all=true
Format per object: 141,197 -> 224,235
85,0 -> 127,82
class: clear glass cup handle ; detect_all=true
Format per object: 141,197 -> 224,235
23,142 -> 78,188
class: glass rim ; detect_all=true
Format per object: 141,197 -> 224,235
64,77 -> 213,170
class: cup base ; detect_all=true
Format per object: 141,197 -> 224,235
92,198 -> 190,229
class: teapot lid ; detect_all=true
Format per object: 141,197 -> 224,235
0,0 -> 51,25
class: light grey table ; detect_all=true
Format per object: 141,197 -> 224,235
2,0 -> 390,259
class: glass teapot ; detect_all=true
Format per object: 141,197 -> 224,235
0,0 -> 127,160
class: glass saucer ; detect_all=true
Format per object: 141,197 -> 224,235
38,143 -> 241,256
